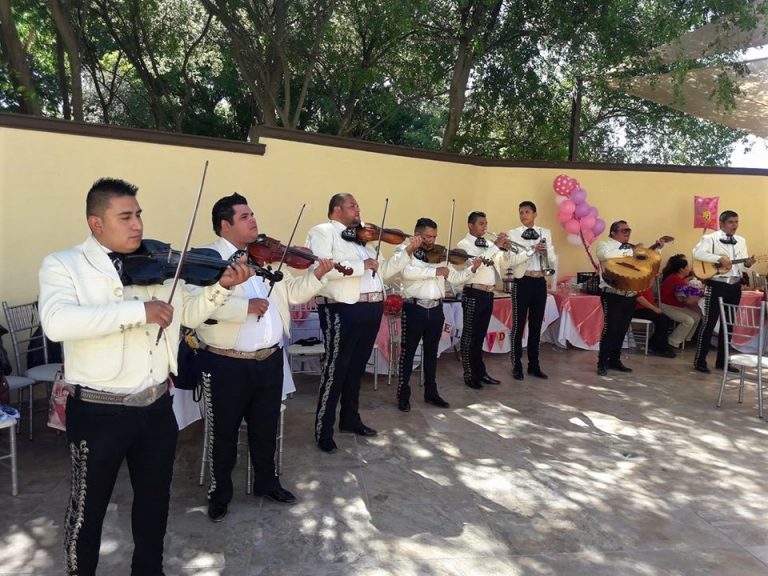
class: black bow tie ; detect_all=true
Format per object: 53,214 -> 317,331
230,249 -> 254,265
108,252 -> 125,280
521,228 -> 539,240
619,243 -> 632,250
474,237 -> 488,248
720,236 -> 737,245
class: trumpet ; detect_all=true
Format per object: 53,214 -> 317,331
538,238 -> 556,276
484,232 -> 528,254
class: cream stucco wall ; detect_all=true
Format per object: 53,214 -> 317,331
1,125 -> 767,307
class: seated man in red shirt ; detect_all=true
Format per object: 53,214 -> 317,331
633,284 -> 676,358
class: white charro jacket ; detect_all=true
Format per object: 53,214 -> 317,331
397,242 -> 476,300
692,230 -> 750,280
190,236 -> 326,349
505,226 -> 558,279
306,221 -> 410,303
456,233 -> 524,286
38,234 -> 232,392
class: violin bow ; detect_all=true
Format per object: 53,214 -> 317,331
265,203 -> 305,301
371,197 -> 389,278
444,199 -> 455,267
155,160 -> 209,344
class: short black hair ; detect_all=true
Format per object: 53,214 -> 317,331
212,192 -> 248,236
468,211 -> 486,224
414,217 -> 437,233
609,220 -> 628,235
719,210 -> 738,223
86,178 -> 138,217
519,201 -> 537,212
328,193 -> 352,217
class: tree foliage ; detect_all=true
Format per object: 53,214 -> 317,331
1,0 -> 765,165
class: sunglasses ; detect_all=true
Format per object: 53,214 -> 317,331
617,228 -> 632,233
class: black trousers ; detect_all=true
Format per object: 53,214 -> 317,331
315,301 -> 383,441
598,290 -> 637,366
64,392 -> 177,576
694,280 -> 742,368
632,308 -> 673,351
510,276 -> 547,370
461,287 -> 494,382
200,348 -> 283,505
398,302 -> 444,402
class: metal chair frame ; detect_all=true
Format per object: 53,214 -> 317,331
0,418 -> 18,495
716,297 -> 767,418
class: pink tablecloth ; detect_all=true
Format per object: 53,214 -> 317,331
551,290 -> 604,349
730,291 -> 764,349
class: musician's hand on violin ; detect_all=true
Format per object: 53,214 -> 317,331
746,255 -> 757,267
313,258 -> 335,279
470,257 -> 483,272
435,267 -> 449,278
718,256 -> 732,270
145,300 -> 174,329
248,298 -> 270,316
404,235 -> 423,255
219,261 -> 254,288
364,258 -> 380,273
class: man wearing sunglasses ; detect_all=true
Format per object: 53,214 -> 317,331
595,221 -> 639,376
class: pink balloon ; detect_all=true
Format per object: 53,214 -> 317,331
580,215 -> 596,231
565,219 -> 581,235
553,175 -> 571,196
571,187 -> 587,204
582,229 -> 595,245
593,218 -> 606,235
556,210 -> 572,223
559,200 -> 576,214
574,203 -> 591,218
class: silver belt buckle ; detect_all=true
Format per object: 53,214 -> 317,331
416,298 -> 439,309
123,382 -> 165,407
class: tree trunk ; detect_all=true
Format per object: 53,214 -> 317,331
441,35 -> 474,152
0,0 -> 42,115
568,77 -> 583,162
48,0 -> 84,121
55,31 -> 71,119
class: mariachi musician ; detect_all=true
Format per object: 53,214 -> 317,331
692,210 -> 755,373
506,201 -> 557,381
595,220 -> 669,376
307,193 -> 421,454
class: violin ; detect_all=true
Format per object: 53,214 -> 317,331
414,245 -> 493,267
248,234 -> 353,276
341,223 -> 409,245
121,239 -> 283,287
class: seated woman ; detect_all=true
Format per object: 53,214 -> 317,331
659,254 -> 704,349
633,285 -> 676,358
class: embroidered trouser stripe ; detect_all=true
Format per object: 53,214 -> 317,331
315,301 -> 383,441
510,276 -> 547,370
694,281 -> 742,368
63,393 -> 177,576
598,290 -> 637,366
200,349 -> 283,504
461,287 -> 494,381
398,302 -> 444,401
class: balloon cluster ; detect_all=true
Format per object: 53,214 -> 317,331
553,175 -> 606,246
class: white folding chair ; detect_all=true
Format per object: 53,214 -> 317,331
628,318 -> 652,355
716,297 -> 767,418
287,301 -> 325,375
0,417 -> 18,495
2,301 -> 63,439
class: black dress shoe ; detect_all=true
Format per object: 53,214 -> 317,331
651,348 -> 676,358
608,361 -> 632,373
317,438 -> 338,453
480,374 -> 501,385
527,367 -> 549,379
512,366 -> 524,380
694,364 -> 711,374
339,424 -> 378,437
398,399 -> 411,412
465,379 -> 483,389
424,395 -> 450,408
597,364 -> 608,376
262,487 -> 297,505
716,364 -> 739,373
207,502 -> 228,523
